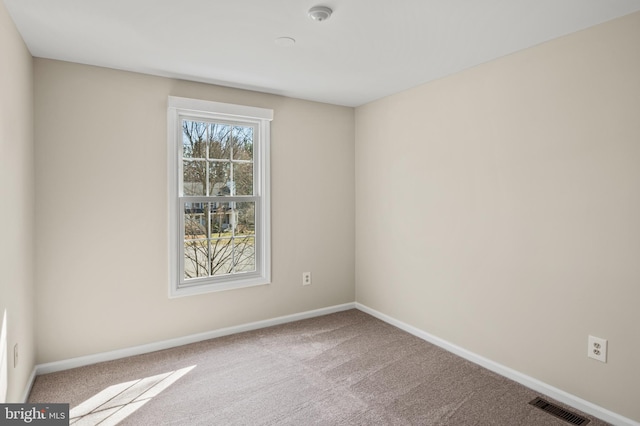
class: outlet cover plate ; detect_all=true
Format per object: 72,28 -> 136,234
588,335 -> 607,362
302,272 -> 311,286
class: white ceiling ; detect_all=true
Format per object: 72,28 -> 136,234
5,0 -> 640,107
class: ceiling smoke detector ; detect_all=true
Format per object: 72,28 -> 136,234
308,6 -> 332,22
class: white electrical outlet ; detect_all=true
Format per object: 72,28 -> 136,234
587,335 -> 607,363
302,272 -> 312,286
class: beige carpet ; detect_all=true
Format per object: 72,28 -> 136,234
29,310 -> 609,425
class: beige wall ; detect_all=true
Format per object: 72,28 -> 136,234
355,12 -> 640,422
34,59 -> 355,363
0,1 -> 36,402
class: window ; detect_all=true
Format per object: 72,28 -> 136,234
168,97 -> 272,297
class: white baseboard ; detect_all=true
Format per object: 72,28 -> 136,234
355,303 -> 639,426
36,302 -> 355,375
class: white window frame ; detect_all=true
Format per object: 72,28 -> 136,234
168,96 -> 272,297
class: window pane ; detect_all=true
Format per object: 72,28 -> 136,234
183,160 -> 206,196
209,202 -> 231,236
208,161 -> 231,196
233,163 -> 253,196
184,239 -> 209,279
210,238 -> 234,276
209,124 -> 232,160
234,236 -> 256,273
236,202 -> 255,235
232,126 -> 253,161
184,206 -> 207,240
184,202 -> 210,280
182,121 -> 208,159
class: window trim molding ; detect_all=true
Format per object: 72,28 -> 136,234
167,96 -> 273,298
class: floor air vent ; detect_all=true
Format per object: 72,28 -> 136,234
529,397 -> 590,425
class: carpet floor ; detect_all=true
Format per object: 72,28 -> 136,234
28,309 -> 609,425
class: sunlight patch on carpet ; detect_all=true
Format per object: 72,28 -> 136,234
69,365 -> 196,425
